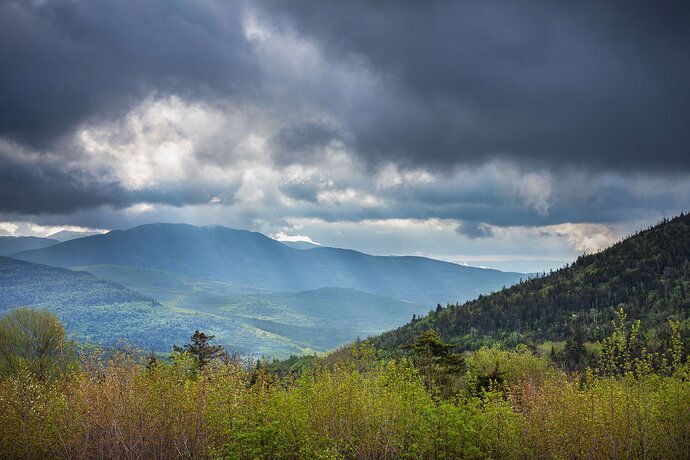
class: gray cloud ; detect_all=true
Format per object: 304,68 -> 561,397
456,221 -> 495,239
260,0 -> 690,172
0,0 -> 689,236
0,0 -> 255,148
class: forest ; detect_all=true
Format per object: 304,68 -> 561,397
372,214 -> 690,353
0,307 -> 688,459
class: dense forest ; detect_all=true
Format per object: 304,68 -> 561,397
0,257 -> 427,356
372,214 -> 690,352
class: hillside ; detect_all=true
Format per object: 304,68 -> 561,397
0,257 -> 426,356
74,264 -> 422,351
0,257 -> 273,354
371,213 -> 690,351
12,223 -> 524,305
0,236 -> 58,255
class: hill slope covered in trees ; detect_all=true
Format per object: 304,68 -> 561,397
0,257 -> 264,353
0,257 -> 425,356
372,213 -> 690,351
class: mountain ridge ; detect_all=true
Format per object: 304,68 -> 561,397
0,236 -> 59,255
13,222 -> 524,305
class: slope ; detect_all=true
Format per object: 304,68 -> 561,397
0,257 -> 284,355
0,236 -> 59,255
12,223 -> 524,305
371,213 -> 690,351
74,264 -> 424,351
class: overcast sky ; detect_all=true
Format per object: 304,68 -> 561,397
1,0 -> 688,272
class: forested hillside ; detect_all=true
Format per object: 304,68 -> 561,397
0,258 -> 424,356
372,213 -> 690,351
78,264 -> 423,353
0,257 -> 254,352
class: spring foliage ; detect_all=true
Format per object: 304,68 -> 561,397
0,311 -> 688,459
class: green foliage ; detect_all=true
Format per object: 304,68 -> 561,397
0,314 -> 688,459
0,307 -> 75,380
173,330 -> 226,369
403,329 -> 466,397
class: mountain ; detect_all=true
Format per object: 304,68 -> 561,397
13,223 -> 524,305
281,241 -> 321,250
47,230 -> 102,242
371,214 -> 690,352
0,236 -> 59,255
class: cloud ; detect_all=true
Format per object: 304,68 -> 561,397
0,0 -> 688,268
260,0 -> 690,172
272,232 -> 320,245
456,221 -> 495,239
0,0 -> 256,147
0,221 -> 106,238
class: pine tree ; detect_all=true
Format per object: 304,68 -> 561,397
173,330 -> 226,368
403,329 -> 466,395
562,323 -> 587,371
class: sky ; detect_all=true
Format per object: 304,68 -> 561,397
1,0 -> 689,272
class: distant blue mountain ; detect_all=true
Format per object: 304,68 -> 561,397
13,223 -> 524,305
0,236 -> 58,255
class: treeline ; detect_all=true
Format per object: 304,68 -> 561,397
1,308 -> 689,458
372,213 -> 690,352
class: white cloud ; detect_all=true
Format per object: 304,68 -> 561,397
0,221 -> 107,238
0,222 -> 19,236
272,232 -> 321,245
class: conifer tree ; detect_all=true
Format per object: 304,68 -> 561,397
173,330 -> 226,368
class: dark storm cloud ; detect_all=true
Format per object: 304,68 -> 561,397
271,121 -> 346,166
0,151 -> 124,214
1,0 -> 689,223
0,146 -> 220,214
260,0 -> 690,172
0,0 -> 255,148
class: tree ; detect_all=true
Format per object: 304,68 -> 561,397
0,307 -> 74,380
173,330 -> 226,368
561,323 -> 587,371
403,329 -> 465,396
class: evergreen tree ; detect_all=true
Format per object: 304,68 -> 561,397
403,329 -> 465,395
173,330 -> 226,368
562,323 -> 587,371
